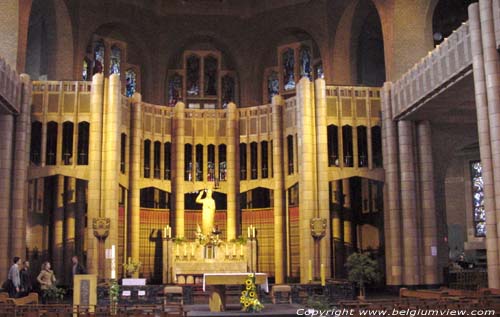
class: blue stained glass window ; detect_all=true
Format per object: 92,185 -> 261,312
222,75 -> 235,108
299,45 -> 312,79
186,55 -> 200,96
110,46 -> 121,75
267,71 -> 279,103
283,48 -> 295,91
471,161 -> 486,237
168,73 -> 183,106
125,69 -> 136,97
93,40 -> 105,74
82,59 -> 89,81
315,62 -> 324,79
204,56 -> 218,96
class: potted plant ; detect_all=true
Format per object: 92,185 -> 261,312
109,279 -> 120,315
240,273 -> 264,312
44,285 -> 66,303
345,252 -> 380,300
123,258 -> 142,278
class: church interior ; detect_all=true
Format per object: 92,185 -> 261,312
1,0 -> 500,313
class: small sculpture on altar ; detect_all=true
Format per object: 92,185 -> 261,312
196,189 -> 216,236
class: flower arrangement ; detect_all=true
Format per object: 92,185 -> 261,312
123,257 -> 142,277
240,273 -> 264,312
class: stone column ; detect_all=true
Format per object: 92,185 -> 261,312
53,175 -> 65,282
65,177 -> 76,282
315,78 -> 331,278
75,180 -> 86,258
469,2 -> 499,288
226,103 -> 239,240
416,121 -> 439,284
129,93 -> 142,262
173,102 -> 186,237
0,114 -> 13,274
398,120 -> 420,285
11,74 -> 31,261
102,74 -> 121,278
86,73 -> 104,274
342,179 -> 352,248
331,180 -> 344,278
479,0 -> 500,282
272,95 -> 286,283
381,82 -> 402,285
297,77 -> 315,283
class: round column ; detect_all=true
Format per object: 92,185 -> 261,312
129,92 -> 142,262
0,113 -> 13,274
173,102 -> 185,237
226,103 -> 239,241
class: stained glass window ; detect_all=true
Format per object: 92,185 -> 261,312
470,161 -> 486,237
222,75 -> 235,108
125,69 -> 136,97
168,73 -> 182,106
186,55 -> 200,96
267,71 -> 279,103
93,40 -> 105,74
82,59 -> 89,81
299,45 -> 312,79
315,62 -> 324,79
204,56 -> 218,96
110,45 -> 121,75
283,48 -> 295,91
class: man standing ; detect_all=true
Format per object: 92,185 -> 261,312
7,257 -> 21,298
20,260 -> 32,296
71,256 -> 86,278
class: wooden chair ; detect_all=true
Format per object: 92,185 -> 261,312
271,285 -> 292,304
164,286 -> 183,305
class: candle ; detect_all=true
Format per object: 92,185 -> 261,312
320,264 -> 325,286
191,243 -> 194,256
247,226 -> 251,238
252,226 -> 256,238
163,227 -> 167,239
183,244 -> 187,256
111,245 -> 116,279
168,226 -> 172,238
128,257 -> 131,264
240,244 -> 243,256
308,260 -> 312,282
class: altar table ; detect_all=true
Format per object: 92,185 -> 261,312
202,273 -> 268,312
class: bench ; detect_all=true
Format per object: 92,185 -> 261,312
164,286 -> 183,305
6,292 -> 38,305
399,288 -> 447,299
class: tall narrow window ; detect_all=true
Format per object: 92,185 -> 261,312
218,144 -> 227,181
30,121 -> 42,165
120,133 -> 126,174
144,140 -> 151,178
342,125 -> 353,167
77,122 -> 89,165
261,141 -> 268,179
207,144 -> 215,181
164,142 -> 171,180
371,126 -> 382,168
240,143 -> 247,180
186,55 -> 200,96
357,126 -> 368,167
62,121 -> 74,165
82,58 -> 92,81
299,45 -> 312,79
185,144 -> 193,181
328,125 -> 339,166
267,71 -> 279,103
287,135 -> 294,174
93,40 -> 105,74
471,161 -> 486,237
154,141 -> 161,179
195,144 -> 203,181
222,75 -> 235,108
204,56 -> 218,96
283,48 -> 295,91
250,142 -> 258,179
125,69 -> 136,97
46,122 -> 58,165
314,62 -> 324,79
110,45 -> 121,75
168,73 -> 183,106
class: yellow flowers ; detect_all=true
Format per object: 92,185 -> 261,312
240,273 -> 264,312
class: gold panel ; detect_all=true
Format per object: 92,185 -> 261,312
79,94 -> 90,112
48,94 -> 59,113
195,119 -> 204,137
260,116 -> 267,133
250,118 -> 257,135
63,94 -> 75,113
341,99 -> 351,117
371,100 -> 381,117
155,117 -> 162,134
218,120 -> 226,136
207,120 -> 215,137
32,94 -> 43,113
239,119 -> 246,135
185,119 -> 193,136
164,118 -> 171,134
326,98 -> 337,117
356,99 -> 366,117
144,115 -> 151,132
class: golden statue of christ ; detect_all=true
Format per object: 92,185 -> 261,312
196,189 -> 216,235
